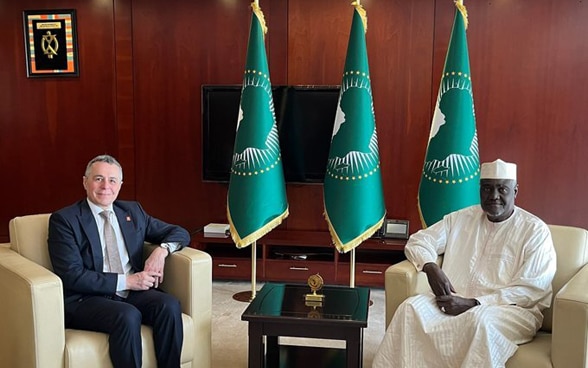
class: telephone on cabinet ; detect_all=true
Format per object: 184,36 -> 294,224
373,219 -> 409,239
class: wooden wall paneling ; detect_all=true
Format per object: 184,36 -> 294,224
267,0 -> 289,85
114,0 -> 136,200
365,0 -> 436,234
133,0 -> 217,232
131,0 -> 288,233
283,0 -> 357,231
281,183 -> 328,232
281,0 -> 349,231
287,0 -> 350,85
0,1 -> 118,242
462,0 -> 588,228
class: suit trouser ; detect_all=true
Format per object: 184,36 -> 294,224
65,289 -> 183,368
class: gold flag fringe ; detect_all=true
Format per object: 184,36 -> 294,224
324,210 -> 385,254
455,0 -> 469,30
228,205 -> 289,249
417,194 -> 429,229
351,1 -> 368,33
251,2 -> 268,36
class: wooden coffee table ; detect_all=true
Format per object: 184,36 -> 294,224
241,282 -> 370,368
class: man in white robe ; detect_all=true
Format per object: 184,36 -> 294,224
373,159 -> 557,368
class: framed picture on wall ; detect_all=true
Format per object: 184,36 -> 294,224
22,9 -> 79,78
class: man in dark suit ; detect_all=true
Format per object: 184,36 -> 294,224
48,154 -> 190,368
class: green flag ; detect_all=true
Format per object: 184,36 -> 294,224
227,3 -> 288,248
418,2 -> 480,228
323,4 -> 386,254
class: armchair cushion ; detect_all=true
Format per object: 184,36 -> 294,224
0,214 -> 212,368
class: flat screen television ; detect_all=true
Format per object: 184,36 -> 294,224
201,84 -> 340,183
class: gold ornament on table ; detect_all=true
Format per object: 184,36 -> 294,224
305,273 -> 325,307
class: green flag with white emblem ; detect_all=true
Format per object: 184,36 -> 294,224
418,1 -> 480,228
227,3 -> 288,248
323,4 -> 386,253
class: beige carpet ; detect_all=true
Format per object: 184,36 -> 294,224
211,281 -> 386,367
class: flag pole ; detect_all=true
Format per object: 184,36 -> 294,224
349,248 -> 356,288
251,240 -> 257,300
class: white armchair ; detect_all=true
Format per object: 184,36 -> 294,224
384,224 -> 588,368
0,214 -> 212,368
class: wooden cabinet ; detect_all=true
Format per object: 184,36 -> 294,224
265,261 -> 337,284
191,229 -> 406,287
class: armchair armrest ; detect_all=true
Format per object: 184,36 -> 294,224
551,264 -> 588,368
158,247 -> 212,317
384,257 -> 441,328
143,244 -> 212,368
0,247 -> 65,368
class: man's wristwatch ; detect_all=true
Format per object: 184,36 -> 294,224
159,243 -> 171,256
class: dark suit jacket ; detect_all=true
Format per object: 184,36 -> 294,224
48,199 -> 190,305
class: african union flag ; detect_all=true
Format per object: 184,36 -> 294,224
227,2 -> 289,248
418,0 -> 480,228
323,3 -> 386,253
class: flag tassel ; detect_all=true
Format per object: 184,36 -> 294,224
325,210 -> 385,253
228,206 -> 289,248
454,0 -> 469,29
351,1 -> 368,32
251,1 -> 268,35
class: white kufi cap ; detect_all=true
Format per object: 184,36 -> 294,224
480,159 -> 517,180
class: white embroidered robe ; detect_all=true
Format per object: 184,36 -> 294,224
373,205 -> 556,368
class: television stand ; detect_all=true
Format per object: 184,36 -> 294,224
191,229 -> 406,287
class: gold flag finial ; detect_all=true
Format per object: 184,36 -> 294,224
455,0 -> 469,30
351,1 -> 367,33
251,1 -> 268,36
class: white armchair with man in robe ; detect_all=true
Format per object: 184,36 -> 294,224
373,159 -> 557,368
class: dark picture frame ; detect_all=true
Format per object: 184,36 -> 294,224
23,9 -> 79,78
